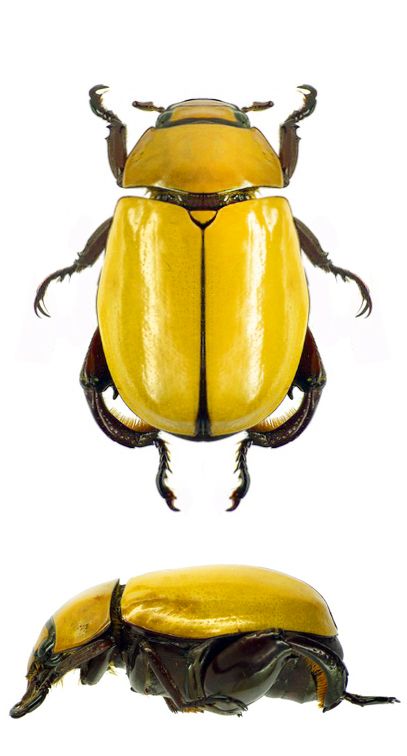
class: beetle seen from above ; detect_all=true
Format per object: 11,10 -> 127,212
10,565 -> 397,719
35,85 -> 372,510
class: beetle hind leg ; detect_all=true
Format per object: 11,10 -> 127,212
343,692 -> 399,707
248,328 -> 326,450
228,438 -> 252,511
154,438 -> 178,512
80,329 -> 177,510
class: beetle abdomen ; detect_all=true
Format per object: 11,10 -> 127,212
121,565 -> 337,638
97,197 -> 308,437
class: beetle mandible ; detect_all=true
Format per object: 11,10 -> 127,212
35,85 -> 372,510
10,566 -> 396,718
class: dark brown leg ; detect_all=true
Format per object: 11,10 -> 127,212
248,328 -> 326,449
279,85 -> 317,186
34,217 -> 112,317
283,634 -> 347,711
139,641 -> 248,716
154,438 -> 178,511
80,645 -> 116,685
228,438 -> 252,512
241,100 -> 274,113
343,692 -> 399,707
228,329 -> 325,508
89,85 -> 127,185
294,217 -> 372,317
80,329 -> 177,510
204,632 -> 292,711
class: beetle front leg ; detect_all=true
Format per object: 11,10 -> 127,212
89,85 -> 127,185
294,217 -> 372,317
248,328 -> 326,450
80,329 -> 177,510
34,217 -> 112,317
279,85 -> 317,185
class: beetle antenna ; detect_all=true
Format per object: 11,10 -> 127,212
241,101 -> 274,113
132,100 -> 165,113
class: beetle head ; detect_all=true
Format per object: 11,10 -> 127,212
10,618 -> 115,718
10,620 -> 64,717
10,580 -> 118,717
151,99 -> 253,129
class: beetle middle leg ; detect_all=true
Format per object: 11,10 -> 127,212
80,328 -> 178,510
138,640 -> 248,716
294,217 -> 372,317
34,217 -> 112,317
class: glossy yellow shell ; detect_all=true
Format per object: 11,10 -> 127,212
121,566 -> 337,639
50,580 -> 117,653
97,196 -> 308,437
123,127 -> 283,192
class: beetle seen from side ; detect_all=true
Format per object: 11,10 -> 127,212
10,566 -> 396,718
35,85 -> 372,510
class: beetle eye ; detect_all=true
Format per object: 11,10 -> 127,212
37,635 -> 54,659
156,111 -> 172,127
234,111 -> 250,127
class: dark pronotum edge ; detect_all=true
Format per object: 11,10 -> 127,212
150,188 -> 256,211
158,117 -> 248,129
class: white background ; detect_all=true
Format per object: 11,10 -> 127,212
1,1 -> 405,754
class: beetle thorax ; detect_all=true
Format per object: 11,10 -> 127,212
122,100 -> 284,193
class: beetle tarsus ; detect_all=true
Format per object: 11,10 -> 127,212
294,217 -> 372,317
35,264 -> 77,317
343,692 -> 400,707
154,438 -> 179,511
89,85 -> 127,183
34,218 -> 112,317
279,85 -> 317,184
228,438 -> 252,511
291,85 -> 318,124
330,264 -> 372,318
89,85 -> 115,123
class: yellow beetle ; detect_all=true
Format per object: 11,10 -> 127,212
35,85 -> 371,510
11,566 -> 397,718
